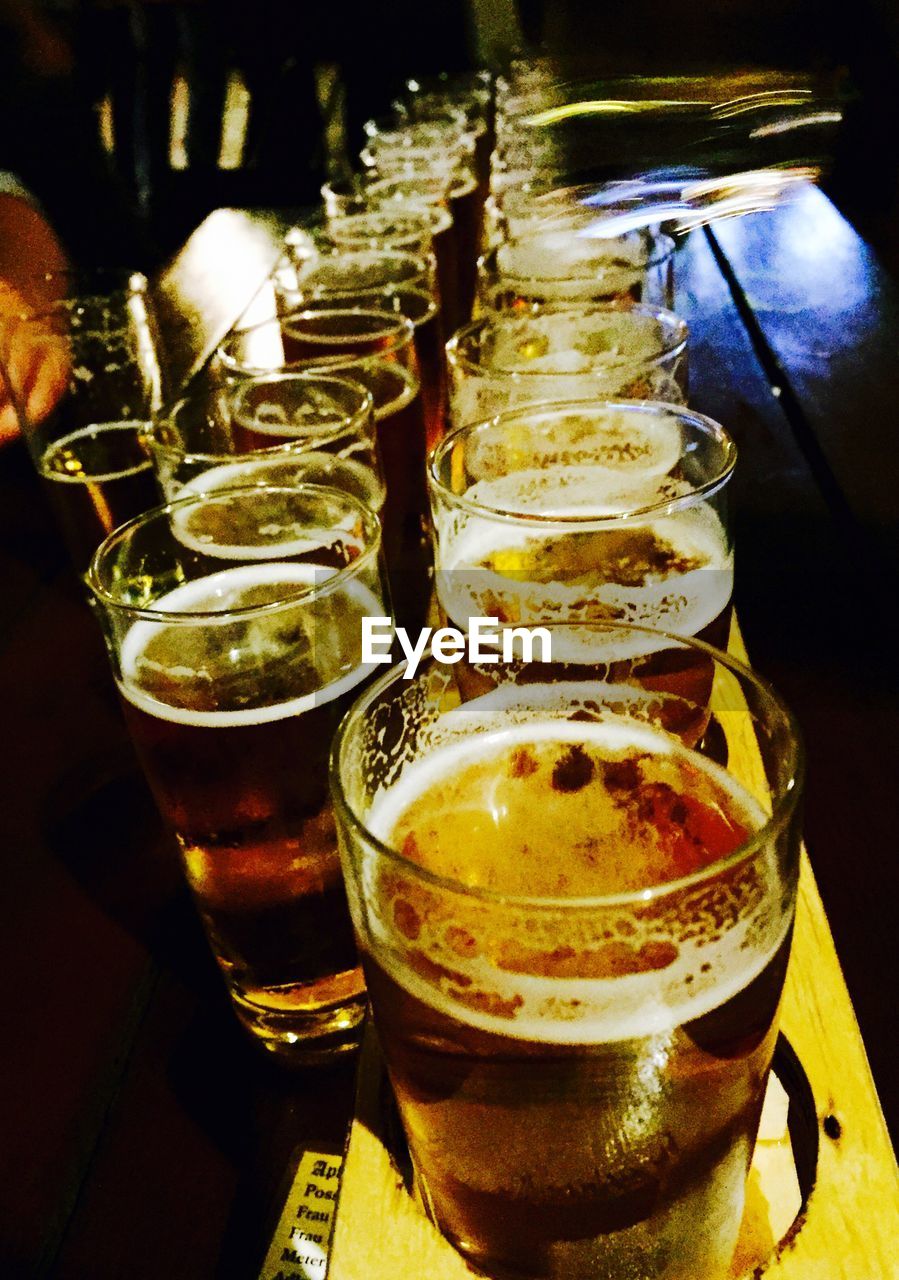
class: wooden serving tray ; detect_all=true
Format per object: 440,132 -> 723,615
314,623 -> 899,1280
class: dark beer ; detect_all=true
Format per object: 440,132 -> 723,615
302,290 -> 447,450
362,716 -> 790,1279
295,341 -> 432,633
365,175 -> 462,332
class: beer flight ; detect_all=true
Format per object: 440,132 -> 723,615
0,62 -> 804,1280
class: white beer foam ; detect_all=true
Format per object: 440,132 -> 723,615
435,476 -> 733,662
169,478 -> 365,561
497,236 -> 646,298
173,455 -> 385,517
482,310 -> 675,374
366,715 -> 785,1045
119,562 -> 381,727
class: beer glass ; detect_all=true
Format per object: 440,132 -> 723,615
220,309 -> 430,633
331,629 -> 804,1279
322,206 -> 458,342
364,149 -> 483,326
0,269 -> 162,573
477,229 -> 675,311
361,174 -> 462,331
447,304 -> 688,426
88,483 -> 388,1061
428,400 -> 735,698
267,249 -> 448,449
147,373 -> 384,513
401,70 -> 493,186
271,247 -> 437,319
299,289 -> 447,451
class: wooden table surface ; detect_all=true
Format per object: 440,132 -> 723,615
0,187 -> 896,1279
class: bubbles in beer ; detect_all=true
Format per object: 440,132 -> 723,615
366,705 -> 783,1045
119,562 -> 381,725
436,452 -> 732,663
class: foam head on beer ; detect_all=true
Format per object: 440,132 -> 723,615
429,400 -> 736,664
332,645 -> 802,1279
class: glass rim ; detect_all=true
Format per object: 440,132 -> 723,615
286,243 -> 431,276
482,231 -> 676,284
87,481 -> 383,622
428,398 -> 736,525
2,268 -> 151,325
218,307 -> 416,375
366,174 -> 453,205
330,622 -> 805,911
148,372 -> 375,464
326,205 -> 453,241
446,302 -> 689,378
365,153 -> 477,193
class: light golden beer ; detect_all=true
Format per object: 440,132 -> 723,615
428,401 -> 736,701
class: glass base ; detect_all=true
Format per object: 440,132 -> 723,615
231,987 -> 368,1065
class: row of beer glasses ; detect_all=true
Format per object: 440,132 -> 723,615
1,68 -> 805,1280
320,69 -> 800,1280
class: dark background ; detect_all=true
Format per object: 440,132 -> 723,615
2,0 -> 899,275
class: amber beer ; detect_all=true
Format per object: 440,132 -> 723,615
286,312 -> 432,634
38,420 -> 159,572
89,485 -> 388,1060
428,401 -> 736,704
331,650 -> 803,1280
299,290 -> 447,450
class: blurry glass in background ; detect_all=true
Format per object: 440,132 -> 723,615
0,269 -> 163,574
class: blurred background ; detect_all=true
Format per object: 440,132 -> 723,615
1,0 -> 898,273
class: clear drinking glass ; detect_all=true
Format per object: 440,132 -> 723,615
477,229 -> 675,311
364,149 -> 483,326
271,247 -> 437,318
219,309 -> 430,632
428,399 -> 735,699
0,269 -> 163,573
264,247 -> 448,448
147,372 -> 384,513
331,627 -> 803,1279
447,303 -> 688,425
88,482 -> 389,1061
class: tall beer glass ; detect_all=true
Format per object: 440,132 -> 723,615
148,373 -> 383,512
447,304 -> 688,426
428,400 -> 735,698
331,632 -> 804,1279
88,484 -> 388,1061
0,269 -> 162,573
